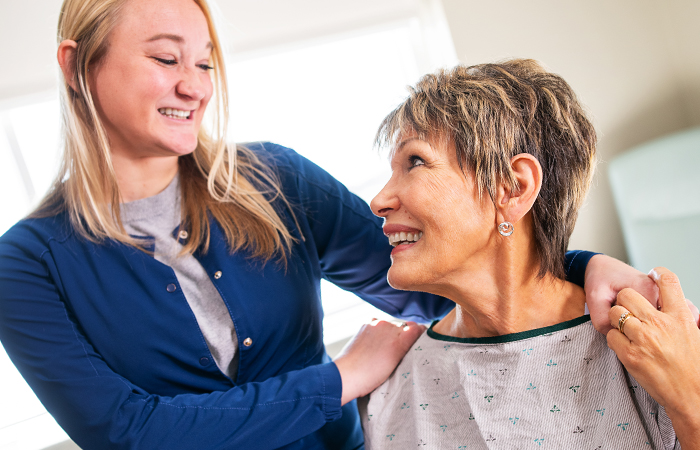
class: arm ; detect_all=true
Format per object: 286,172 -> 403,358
606,268 -> 700,450
0,232 -> 341,450
278,145 -> 598,322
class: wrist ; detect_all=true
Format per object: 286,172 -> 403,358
666,402 -> 700,449
333,358 -> 358,406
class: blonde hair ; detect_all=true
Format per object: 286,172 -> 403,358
34,0 -> 297,261
377,60 -> 597,279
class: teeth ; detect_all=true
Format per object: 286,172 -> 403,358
388,231 -> 423,247
158,108 -> 191,119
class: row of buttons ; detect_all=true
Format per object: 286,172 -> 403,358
164,259 -> 253,366
198,337 -> 253,367
165,271 -> 222,293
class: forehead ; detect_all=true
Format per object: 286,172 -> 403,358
390,132 -> 450,158
115,0 -> 210,44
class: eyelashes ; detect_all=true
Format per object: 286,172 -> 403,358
408,155 -> 425,169
151,57 -> 213,71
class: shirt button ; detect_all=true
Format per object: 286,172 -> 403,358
166,283 -> 177,293
214,271 -> 222,279
243,337 -> 253,347
199,357 -> 210,366
178,230 -> 189,240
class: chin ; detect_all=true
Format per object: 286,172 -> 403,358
386,266 -> 416,292
161,137 -> 199,156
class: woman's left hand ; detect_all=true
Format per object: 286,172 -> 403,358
607,267 -> 700,449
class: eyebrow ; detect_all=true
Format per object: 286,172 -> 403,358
147,33 -> 213,50
394,137 -> 420,153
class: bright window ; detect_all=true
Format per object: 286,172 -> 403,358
0,97 -> 69,448
229,22 -> 456,346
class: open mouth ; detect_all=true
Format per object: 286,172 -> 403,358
388,231 -> 423,247
158,108 -> 192,120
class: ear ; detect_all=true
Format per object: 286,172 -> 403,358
57,40 -> 79,93
495,153 -> 542,225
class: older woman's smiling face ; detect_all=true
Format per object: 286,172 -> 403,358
370,136 -> 497,291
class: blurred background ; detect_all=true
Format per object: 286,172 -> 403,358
0,0 -> 698,448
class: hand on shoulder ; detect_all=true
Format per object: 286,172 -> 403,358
334,319 -> 425,406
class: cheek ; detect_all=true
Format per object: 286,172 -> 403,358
420,176 -> 475,227
94,63 -> 171,119
198,77 -> 214,114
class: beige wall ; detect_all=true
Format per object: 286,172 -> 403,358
441,0 -> 700,261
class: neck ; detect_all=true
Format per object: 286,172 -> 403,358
111,152 -> 180,203
432,235 -> 586,339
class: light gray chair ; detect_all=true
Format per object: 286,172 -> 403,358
609,127 -> 700,306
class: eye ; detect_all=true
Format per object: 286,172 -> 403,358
408,155 -> 425,169
197,64 -> 214,71
152,57 -> 177,66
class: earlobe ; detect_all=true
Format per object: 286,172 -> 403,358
57,40 -> 80,93
495,153 -> 543,225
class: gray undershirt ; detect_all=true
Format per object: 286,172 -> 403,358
120,174 -> 239,379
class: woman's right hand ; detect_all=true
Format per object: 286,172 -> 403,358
607,267 -> 700,449
334,319 -> 425,405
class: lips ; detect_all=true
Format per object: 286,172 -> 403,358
383,224 -> 423,247
387,231 -> 423,247
158,107 -> 192,120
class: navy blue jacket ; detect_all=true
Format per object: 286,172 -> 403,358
0,143 -> 593,449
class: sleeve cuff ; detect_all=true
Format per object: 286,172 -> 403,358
565,250 -> 601,288
318,362 -> 343,422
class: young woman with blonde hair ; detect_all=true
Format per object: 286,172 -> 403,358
0,0 -> 657,448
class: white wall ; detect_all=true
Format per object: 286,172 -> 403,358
0,0 -> 423,99
441,0 -> 700,261
0,2 -> 60,99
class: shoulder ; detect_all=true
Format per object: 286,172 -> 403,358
240,141 -> 305,171
0,213 -> 73,261
371,331 -> 431,392
240,141 -> 352,201
241,141 -> 336,181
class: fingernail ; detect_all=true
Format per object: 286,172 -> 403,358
648,268 -> 660,281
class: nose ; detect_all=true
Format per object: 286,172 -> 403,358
370,178 -> 400,218
176,67 -> 207,101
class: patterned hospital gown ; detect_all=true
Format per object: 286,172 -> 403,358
359,316 -> 680,449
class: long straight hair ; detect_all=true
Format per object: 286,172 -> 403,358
33,0 -> 298,262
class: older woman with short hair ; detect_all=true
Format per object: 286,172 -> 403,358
360,60 -> 700,449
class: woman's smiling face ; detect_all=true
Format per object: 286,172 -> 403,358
370,136 -> 497,291
89,0 -> 214,160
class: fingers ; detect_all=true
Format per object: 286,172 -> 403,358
587,287 -> 616,334
608,304 -> 642,341
614,287 -> 657,322
364,320 -> 426,349
648,267 -> 686,314
606,327 -> 631,360
685,299 -> 700,327
630,275 -> 660,310
400,321 -> 427,341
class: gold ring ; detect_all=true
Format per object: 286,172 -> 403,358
618,311 -> 635,335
